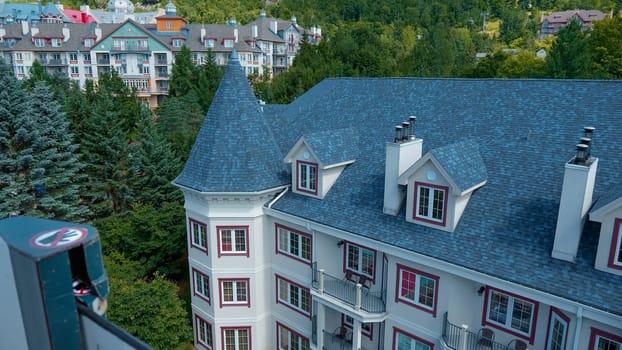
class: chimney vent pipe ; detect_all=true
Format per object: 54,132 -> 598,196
574,144 -> 589,165
402,122 -> 410,141
394,125 -> 403,143
409,116 -> 416,139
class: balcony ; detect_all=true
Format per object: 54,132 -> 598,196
311,263 -> 385,314
97,58 -> 110,65
322,329 -> 373,350
155,71 -> 169,78
441,312 -> 525,350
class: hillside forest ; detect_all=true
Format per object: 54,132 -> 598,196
2,0 -> 622,349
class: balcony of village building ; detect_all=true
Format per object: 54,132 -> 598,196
441,312 -> 529,350
311,262 -> 386,314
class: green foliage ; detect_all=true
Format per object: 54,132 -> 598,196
0,62 -> 89,221
589,17 -> 622,79
128,109 -> 183,205
105,254 -> 192,350
97,201 -> 188,279
546,19 -> 591,78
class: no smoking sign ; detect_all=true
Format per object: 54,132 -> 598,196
30,227 -> 88,249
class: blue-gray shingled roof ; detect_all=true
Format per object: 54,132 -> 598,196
262,78 -> 622,317
177,66 -> 622,317
173,56 -> 287,192
302,128 -> 359,166
430,139 -> 487,192
591,181 -> 622,213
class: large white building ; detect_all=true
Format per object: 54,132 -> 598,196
0,6 -> 320,107
174,55 -> 622,350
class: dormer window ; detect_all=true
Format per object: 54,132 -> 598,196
608,218 -> 622,270
84,38 -> 94,47
297,160 -> 317,195
172,38 -> 184,47
51,38 -> 61,47
205,39 -> 214,48
415,182 -> 447,225
223,39 -> 233,48
34,38 -> 45,47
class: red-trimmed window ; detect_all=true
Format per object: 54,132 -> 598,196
345,242 -> 376,280
545,307 -> 569,350
342,314 -> 372,339
222,327 -> 251,350
414,182 -> 448,226
196,315 -> 213,349
218,226 -> 249,257
589,327 -> 622,350
193,268 -> 210,304
483,287 -> 538,343
395,264 -> 439,317
276,224 -> 312,264
277,322 -> 310,350
219,278 -> 250,307
296,160 -> 318,195
276,275 -> 311,317
393,327 -> 434,350
190,218 -> 208,252
607,218 -> 622,270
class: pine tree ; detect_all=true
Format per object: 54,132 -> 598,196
80,92 -> 131,216
128,109 -> 182,205
0,60 -> 89,220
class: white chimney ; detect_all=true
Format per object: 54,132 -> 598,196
252,24 -> 258,39
0,25 -> 5,39
234,27 -> 238,43
552,128 -> 598,262
30,24 -> 39,37
384,116 -> 423,215
200,25 -> 206,43
62,25 -> 70,42
95,24 -> 102,41
21,21 -> 29,35
270,19 -> 277,33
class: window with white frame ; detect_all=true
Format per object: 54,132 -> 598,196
83,53 -> 91,62
15,52 -> 22,61
343,315 -> 372,338
196,316 -> 213,349
51,38 -> 61,47
193,269 -> 210,303
546,309 -> 568,350
70,66 -> 79,75
414,182 -> 447,224
34,38 -> 45,47
276,224 -> 311,263
590,328 -> 622,350
84,38 -> 94,47
84,66 -> 92,75
296,160 -> 318,194
277,275 -> 311,316
190,219 -> 207,251
278,322 -> 310,350
16,66 -> 24,75
220,279 -> 249,306
69,53 -> 78,62
224,39 -> 233,48
205,39 -> 214,48
218,226 -> 248,256
140,65 -> 150,75
394,328 -> 432,350
172,38 -> 183,47
608,218 -> 622,270
485,288 -> 537,337
396,264 -> 438,315
345,242 -> 375,278
222,327 -> 250,350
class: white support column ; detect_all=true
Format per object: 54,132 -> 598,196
352,319 -> 362,350
355,283 -> 362,310
460,324 -> 469,350
319,269 -> 325,294
317,303 -> 326,350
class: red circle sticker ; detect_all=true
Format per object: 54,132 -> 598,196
30,227 -> 88,249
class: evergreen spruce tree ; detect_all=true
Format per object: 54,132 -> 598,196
0,60 -> 89,220
128,109 -> 182,205
80,92 -> 131,216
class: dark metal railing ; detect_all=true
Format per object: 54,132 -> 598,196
442,312 -> 519,350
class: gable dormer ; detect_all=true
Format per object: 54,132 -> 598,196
284,128 -> 358,199
590,183 -> 622,275
398,140 -> 487,232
